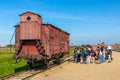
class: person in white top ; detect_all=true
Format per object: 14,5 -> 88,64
107,45 -> 113,62
87,48 -> 91,64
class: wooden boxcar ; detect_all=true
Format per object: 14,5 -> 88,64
14,12 -> 69,67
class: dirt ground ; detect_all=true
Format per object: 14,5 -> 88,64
30,51 -> 120,80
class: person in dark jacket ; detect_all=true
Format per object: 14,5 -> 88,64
77,48 -> 81,63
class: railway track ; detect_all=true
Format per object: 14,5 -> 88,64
0,57 -> 72,80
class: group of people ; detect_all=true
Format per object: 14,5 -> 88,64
73,46 -> 113,64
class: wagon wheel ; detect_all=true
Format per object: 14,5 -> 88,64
44,58 -> 50,68
27,59 -> 34,70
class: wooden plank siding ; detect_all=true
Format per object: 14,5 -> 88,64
15,12 -> 69,59
20,22 -> 41,40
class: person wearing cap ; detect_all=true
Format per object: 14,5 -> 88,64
107,46 -> 113,62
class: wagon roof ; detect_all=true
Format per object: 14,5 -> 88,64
19,11 -> 41,17
42,24 -> 70,35
14,24 -> 20,27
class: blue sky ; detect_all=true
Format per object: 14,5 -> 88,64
0,0 -> 120,46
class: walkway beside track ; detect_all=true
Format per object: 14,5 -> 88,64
30,51 -> 120,80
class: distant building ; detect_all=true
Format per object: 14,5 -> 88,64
112,44 -> 120,49
91,42 -> 107,49
91,44 -> 99,48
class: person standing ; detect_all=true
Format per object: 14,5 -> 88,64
73,48 -> 78,63
100,46 -> 104,63
81,48 -> 86,63
77,48 -> 81,63
91,48 -> 95,64
107,49 -> 112,62
107,46 -> 113,60
107,46 -> 113,62
96,47 -> 100,60
105,47 -> 108,60
87,48 -> 91,64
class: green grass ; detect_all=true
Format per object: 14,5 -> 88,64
0,48 -> 28,78
63,47 -> 74,58
0,47 -> 74,78
114,48 -> 120,52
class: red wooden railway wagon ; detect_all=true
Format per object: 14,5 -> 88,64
14,12 -> 69,67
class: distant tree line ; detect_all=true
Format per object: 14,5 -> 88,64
70,44 -> 92,49
6,44 -> 15,48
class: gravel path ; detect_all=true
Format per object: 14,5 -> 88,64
30,51 -> 120,80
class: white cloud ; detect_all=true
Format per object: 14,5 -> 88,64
42,12 -> 82,20
41,12 -> 120,23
